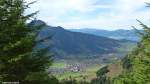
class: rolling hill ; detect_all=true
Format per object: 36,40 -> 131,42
69,28 -> 141,41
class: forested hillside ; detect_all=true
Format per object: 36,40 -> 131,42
31,20 -> 135,60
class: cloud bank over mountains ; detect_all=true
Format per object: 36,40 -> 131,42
26,0 -> 150,30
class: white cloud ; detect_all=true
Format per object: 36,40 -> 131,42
25,0 -> 150,30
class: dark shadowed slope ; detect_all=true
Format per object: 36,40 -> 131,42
31,20 -> 135,59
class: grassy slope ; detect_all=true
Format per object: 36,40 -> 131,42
51,62 -> 66,68
107,62 -> 123,78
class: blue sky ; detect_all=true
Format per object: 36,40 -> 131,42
26,0 -> 150,30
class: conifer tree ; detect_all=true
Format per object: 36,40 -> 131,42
0,0 -> 53,83
113,11 -> 150,84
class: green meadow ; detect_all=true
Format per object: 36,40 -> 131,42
50,62 -> 103,81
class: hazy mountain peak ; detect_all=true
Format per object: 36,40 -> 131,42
29,20 -> 46,26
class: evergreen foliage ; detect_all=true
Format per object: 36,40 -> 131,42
91,66 -> 111,84
0,0 -> 54,83
113,14 -> 150,84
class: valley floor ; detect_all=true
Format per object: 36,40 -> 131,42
49,61 -> 104,81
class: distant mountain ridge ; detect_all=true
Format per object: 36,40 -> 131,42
69,28 -> 141,41
30,20 -> 136,60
